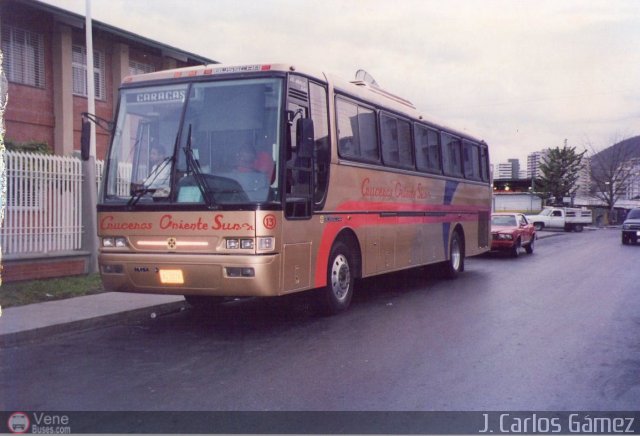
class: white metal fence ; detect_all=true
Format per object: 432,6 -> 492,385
1,151 -> 102,256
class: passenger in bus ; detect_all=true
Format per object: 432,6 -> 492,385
149,145 -> 166,173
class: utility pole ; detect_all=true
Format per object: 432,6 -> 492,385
81,0 -> 99,273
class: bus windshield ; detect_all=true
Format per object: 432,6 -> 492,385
103,78 -> 283,206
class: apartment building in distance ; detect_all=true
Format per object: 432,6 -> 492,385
527,149 -> 549,179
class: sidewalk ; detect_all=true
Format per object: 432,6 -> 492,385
0,292 -> 186,347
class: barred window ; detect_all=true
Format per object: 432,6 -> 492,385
72,44 -> 106,100
1,25 -> 45,88
129,59 -> 155,76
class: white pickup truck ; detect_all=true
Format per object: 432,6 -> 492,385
526,207 -> 593,232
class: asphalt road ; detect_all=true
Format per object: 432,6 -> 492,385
2,228 -> 639,411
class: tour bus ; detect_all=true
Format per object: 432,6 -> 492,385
97,63 -> 491,314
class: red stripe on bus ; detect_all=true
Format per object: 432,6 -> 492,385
335,200 -> 487,214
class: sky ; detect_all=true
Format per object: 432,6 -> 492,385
41,0 -> 640,165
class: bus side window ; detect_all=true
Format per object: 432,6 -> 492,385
415,124 -> 442,174
441,132 -> 463,178
336,98 -> 359,158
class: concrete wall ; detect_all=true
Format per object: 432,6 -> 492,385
493,193 -> 542,213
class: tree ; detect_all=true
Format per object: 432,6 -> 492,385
538,140 -> 586,205
587,135 -> 640,224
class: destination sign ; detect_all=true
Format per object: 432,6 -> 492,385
126,88 -> 186,104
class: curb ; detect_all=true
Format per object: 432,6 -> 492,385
0,300 -> 186,348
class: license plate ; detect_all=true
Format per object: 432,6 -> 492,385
159,269 -> 184,284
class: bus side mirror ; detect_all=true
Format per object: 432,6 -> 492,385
81,117 -> 91,161
296,118 -> 315,159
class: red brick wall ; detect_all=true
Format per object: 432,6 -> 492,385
3,9 -> 55,150
2,258 -> 87,283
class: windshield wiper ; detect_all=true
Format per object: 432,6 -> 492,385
127,156 -> 173,207
183,124 -> 215,208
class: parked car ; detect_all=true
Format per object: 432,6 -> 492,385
621,208 -> 640,245
491,213 -> 536,257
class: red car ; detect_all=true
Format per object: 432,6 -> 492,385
491,213 -> 536,257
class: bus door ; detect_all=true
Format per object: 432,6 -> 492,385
281,75 -> 316,292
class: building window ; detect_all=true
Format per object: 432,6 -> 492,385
72,44 -> 105,100
1,25 -> 45,88
129,59 -> 155,76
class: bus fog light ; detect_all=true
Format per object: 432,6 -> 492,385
226,239 -> 240,249
102,237 -> 115,247
258,237 -> 274,251
226,267 -> 255,277
102,264 -> 123,274
241,239 -> 254,249
241,268 -> 255,277
115,237 -> 128,247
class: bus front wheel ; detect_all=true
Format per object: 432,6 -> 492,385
318,241 -> 355,315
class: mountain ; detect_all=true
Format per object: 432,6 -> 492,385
591,135 -> 640,164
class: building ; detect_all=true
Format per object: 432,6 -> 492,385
527,149 -> 549,179
495,163 -> 512,180
1,0 -> 217,282
622,158 -> 640,200
575,156 -> 591,197
495,158 -> 521,180
1,0 -> 217,160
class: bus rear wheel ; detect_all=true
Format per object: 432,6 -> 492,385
318,241 -> 354,315
442,230 -> 464,279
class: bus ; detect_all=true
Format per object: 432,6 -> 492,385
97,63 -> 491,315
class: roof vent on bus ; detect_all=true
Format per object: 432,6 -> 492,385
351,69 -> 415,109
354,69 -> 380,88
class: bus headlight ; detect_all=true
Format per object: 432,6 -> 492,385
102,237 -> 128,247
225,239 -> 238,249
241,239 -> 254,249
226,238 -> 255,250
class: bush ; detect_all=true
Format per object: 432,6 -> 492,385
4,139 -> 52,154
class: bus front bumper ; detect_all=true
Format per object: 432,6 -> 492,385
98,252 -> 282,297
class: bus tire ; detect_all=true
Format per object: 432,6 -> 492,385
318,240 -> 354,315
442,230 -> 464,279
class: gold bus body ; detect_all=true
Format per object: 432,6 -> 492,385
98,63 -> 491,299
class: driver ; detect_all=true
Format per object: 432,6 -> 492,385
232,144 -> 257,173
